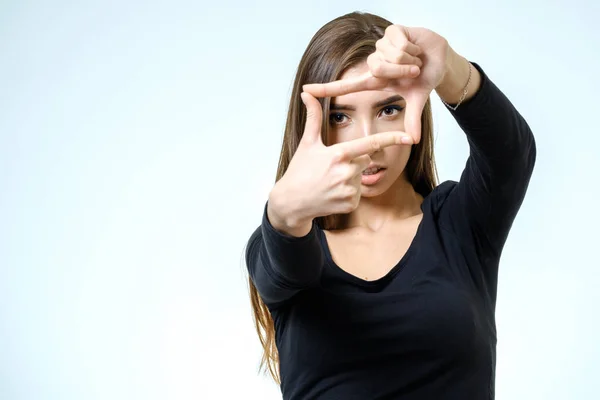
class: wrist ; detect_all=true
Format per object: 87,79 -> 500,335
436,47 -> 466,98
268,183 -> 313,237
435,47 -> 479,105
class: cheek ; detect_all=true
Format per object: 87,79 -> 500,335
385,145 -> 412,170
328,129 -> 355,146
381,114 -> 406,131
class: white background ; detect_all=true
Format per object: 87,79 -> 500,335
1,0 -> 599,399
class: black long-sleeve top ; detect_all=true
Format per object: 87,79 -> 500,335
246,62 -> 536,400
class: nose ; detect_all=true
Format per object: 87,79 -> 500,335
358,121 -> 381,156
359,120 -> 375,138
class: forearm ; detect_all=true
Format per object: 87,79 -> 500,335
437,59 -> 536,266
246,200 -> 324,307
439,58 -> 535,165
435,47 -> 535,165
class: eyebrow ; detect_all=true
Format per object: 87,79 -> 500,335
330,94 -> 404,111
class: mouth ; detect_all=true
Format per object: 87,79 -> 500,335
361,167 -> 387,186
362,167 -> 386,176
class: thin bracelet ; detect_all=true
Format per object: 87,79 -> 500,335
441,58 -> 472,111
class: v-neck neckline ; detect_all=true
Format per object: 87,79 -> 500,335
318,203 -> 426,287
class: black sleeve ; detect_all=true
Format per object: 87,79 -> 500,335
439,62 -> 537,303
245,201 -> 324,309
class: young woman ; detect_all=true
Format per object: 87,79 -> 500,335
245,11 -> 536,400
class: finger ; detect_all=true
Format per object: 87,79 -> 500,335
299,92 -> 323,144
386,25 -> 422,56
403,93 -> 428,144
303,71 -> 385,98
336,131 -> 413,160
375,38 -> 423,67
368,55 -> 420,80
350,154 -> 372,176
349,173 -> 362,195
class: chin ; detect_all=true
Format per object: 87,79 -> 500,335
360,183 -> 390,198
360,170 -> 405,198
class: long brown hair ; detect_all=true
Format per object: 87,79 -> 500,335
248,11 -> 438,383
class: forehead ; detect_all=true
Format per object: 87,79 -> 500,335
339,61 -> 369,80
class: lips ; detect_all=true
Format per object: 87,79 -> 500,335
363,163 -> 385,175
362,167 -> 384,175
361,167 -> 386,185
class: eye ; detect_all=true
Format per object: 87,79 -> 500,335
329,113 -> 348,125
328,105 -> 404,126
380,105 -> 404,117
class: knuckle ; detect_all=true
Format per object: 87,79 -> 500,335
341,166 -> 357,185
366,54 -> 376,69
306,106 -> 320,120
369,137 -> 382,153
367,52 -> 379,66
371,61 -> 384,76
385,24 -> 396,35
331,148 -> 346,163
345,184 -> 358,198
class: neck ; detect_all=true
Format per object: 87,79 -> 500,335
340,175 -> 423,232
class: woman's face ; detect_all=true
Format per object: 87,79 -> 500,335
327,61 -> 413,198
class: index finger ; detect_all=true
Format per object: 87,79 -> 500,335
335,131 -> 413,160
303,72 -> 385,98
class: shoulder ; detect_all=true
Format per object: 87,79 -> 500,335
422,180 -> 458,215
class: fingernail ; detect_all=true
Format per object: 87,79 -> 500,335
401,136 -> 412,144
410,66 -> 420,75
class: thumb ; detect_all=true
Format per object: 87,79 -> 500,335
403,92 -> 427,144
300,92 -> 323,144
